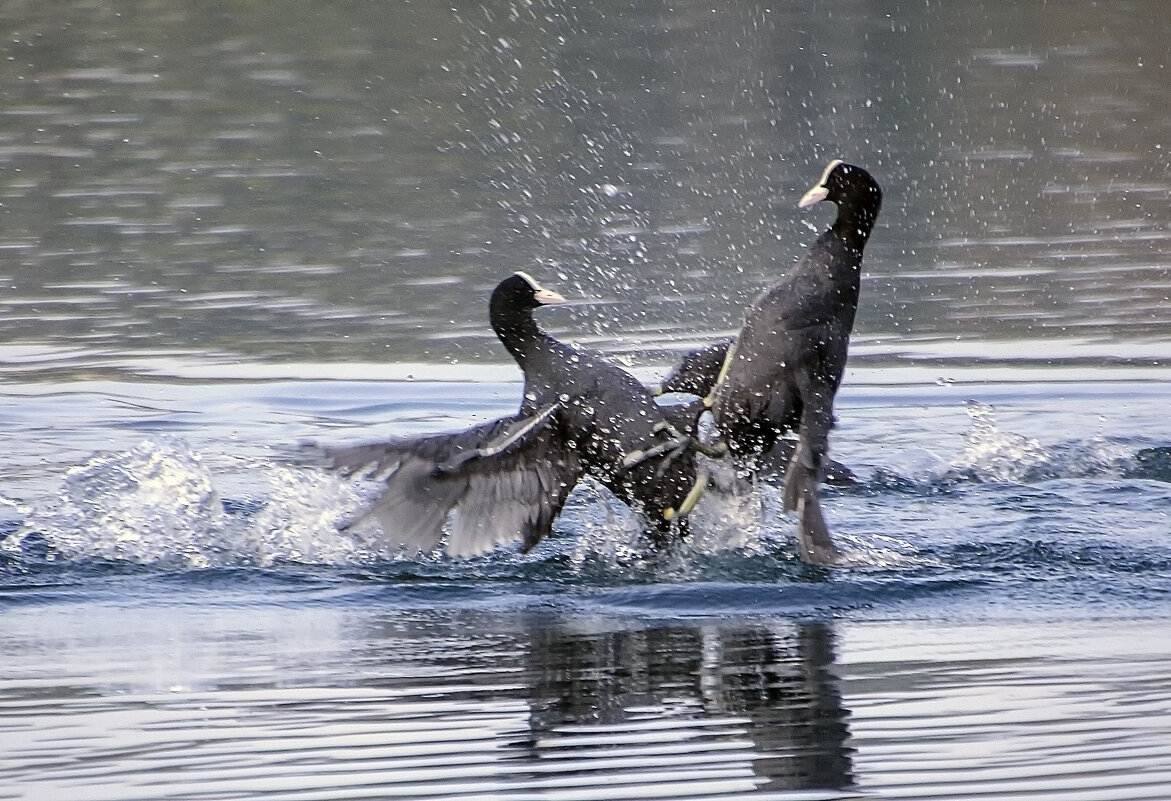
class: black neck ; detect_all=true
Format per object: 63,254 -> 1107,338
831,191 -> 881,252
491,302 -> 543,364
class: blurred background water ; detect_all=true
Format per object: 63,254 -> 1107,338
1,2 -> 1170,800
0,0 -> 1167,373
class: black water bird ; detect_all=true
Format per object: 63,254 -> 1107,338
654,338 -> 856,488
670,160 -> 882,564
319,272 -> 710,557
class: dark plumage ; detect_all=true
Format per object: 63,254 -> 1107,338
654,338 -> 735,397
320,272 -> 706,557
653,337 -> 856,488
697,160 -> 881,564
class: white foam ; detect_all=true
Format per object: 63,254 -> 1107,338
8,438 -> 232,567
4,438 -> 373,568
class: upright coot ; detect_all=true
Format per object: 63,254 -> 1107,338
675,160 -> 882,564
320,272 -> 707,557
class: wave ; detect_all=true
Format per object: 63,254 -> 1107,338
1,396 -> 1168,620
856,400 -> 1144,490
1,438 -> 372,569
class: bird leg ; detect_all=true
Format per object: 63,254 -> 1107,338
783,394 -> 843,565
663,466 -> 709,521
622,420 -> 729,480
620,434 -> 688,472
622,419 -> 689,469
702,343 -> 738,409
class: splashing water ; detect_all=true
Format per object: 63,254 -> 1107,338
241,466 -> 369,566
567,481 -> 654,574
948,401 -> 1050,482
943,401 -> 1136,483
687,462 -> 766,553
0,406 -> 1157,577
7,438 -> 232,567
3,439 -> 371,568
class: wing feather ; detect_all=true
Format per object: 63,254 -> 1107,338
445,421 -> 581,556
318,406 -> 582,557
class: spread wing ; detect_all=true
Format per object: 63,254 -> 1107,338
316,405 -> 582,557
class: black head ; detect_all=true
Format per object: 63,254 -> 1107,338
798,159 -> 882,214
798,160 -> 882,247
490,272 -> 566,313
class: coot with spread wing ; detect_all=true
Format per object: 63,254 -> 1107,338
320,272 -> 709,557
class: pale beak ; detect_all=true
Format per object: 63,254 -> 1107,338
798,185 -> 829,208
534,287 -> 567,305
799,158 -> 843,208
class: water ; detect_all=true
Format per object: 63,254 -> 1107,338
4,372 -> 1170,800
2,1 -> 1170,800
1,0 -> 1168,369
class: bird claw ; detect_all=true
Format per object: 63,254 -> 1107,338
693,439 -> 728,459
431,461 -> 461,477
621,437 -> 686,472
620,448 -> 647,469
653,438 -> 689,478
621,429 -> 698,480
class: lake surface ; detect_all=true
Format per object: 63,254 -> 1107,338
1,2 -> 1170,800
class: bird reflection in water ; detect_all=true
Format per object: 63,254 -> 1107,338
515,621 -> 853,794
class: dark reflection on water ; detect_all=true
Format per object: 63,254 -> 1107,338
0,1 -> 1167,373
5,595 -> 1171,800
0,598 -> 856,800
518,621 -> 852,793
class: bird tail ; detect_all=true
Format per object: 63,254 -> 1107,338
782,441 -> 842,566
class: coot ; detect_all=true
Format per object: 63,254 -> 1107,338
320,272 -> 709,557
677,160 -> 882,564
